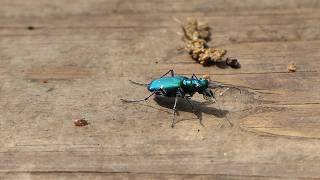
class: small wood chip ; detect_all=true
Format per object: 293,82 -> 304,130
74,118 -> 88,127
287,62 -> 297,72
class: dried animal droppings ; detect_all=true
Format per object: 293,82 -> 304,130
184,18 -> 211,41
180,18 -> 240,68
74,118 -> 88,127
287,63 -> 297,72
198,48 -> 227,65
42,80 -> 48,83
226,57 -> 241,69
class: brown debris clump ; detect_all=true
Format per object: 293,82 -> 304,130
226,57 -> 241,68
180,18 -> 240,68
74,118 -> 89,127
287,62 -> 297,72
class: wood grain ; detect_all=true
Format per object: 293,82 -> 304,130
1,0 -> 320,179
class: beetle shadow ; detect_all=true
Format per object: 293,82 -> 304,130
153,96 -> 228,124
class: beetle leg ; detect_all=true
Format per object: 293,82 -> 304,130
129,80 -> 149,87
171,94 -> 179,128
180,86 -> 193,110
170,70 -> 175,77
184,96 -> 204,126
121,92 -> 156,103
158,88 -> 167,96
179,88 -> 194,110
160,69 -> 175,78
185,97 -> 195,111
191,73 -> 199,80
177,88 -> 185,97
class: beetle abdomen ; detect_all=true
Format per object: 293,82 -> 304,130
148,76 -> 186,96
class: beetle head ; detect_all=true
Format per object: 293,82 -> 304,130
202,88 -> 214,101
193,78 -> 212,100
195,78 -> 209,91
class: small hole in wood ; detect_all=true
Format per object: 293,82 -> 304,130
27,26 -> 35,30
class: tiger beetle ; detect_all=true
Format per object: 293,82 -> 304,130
121,70 -> 241,127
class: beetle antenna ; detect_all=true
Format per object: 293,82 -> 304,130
209,80 -> 264,93
208,81 -> 242,94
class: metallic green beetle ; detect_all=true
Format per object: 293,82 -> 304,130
121,70 -> 240,127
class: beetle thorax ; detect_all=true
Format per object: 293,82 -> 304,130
182,78 -> 209,94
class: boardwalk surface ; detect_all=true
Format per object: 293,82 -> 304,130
1,0 -> 320,179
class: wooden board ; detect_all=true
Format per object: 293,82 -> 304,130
1,0 -> 320,179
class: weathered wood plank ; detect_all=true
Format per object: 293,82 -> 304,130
1,0 -> 320,179
0,172 -> 284,180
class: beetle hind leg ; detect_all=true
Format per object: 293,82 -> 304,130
129,80 -> 149,87
171,94 -> 179,128
160,69 -> 175,78
121,92 -> 156,103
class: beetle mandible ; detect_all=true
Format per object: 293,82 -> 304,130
121,70 -> 241,127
